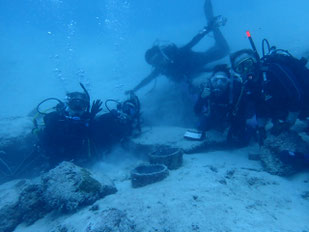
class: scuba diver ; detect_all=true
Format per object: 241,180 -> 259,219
37,83 -> 103,166
193,64 -> 253,146
4,86 -> 141,181
1,83 -> 103,180
126,0 -> 229,94
91,91 -> 141,151
230,36 -> 309,145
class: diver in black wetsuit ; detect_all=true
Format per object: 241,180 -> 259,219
126,0 -> 229,94
38,88 -> 102,165
194,65 -> 253,146
3,85 -> 103,180
230,47 -> 309,144
91,91 -> 141,151
39,91 -> 141,163
8,87 -> 140,179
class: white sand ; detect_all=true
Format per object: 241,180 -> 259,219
14,146 -> 309,232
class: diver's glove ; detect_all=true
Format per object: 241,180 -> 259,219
201,87 -> 211,99
111,109 -> 129,124
200,83 -> 211,99
206,15 -> 227,31
90,99 -> 103,119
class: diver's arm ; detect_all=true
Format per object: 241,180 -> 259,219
130,69 -> 160,93
182,27 -> 211,50
194,96 -> 209,116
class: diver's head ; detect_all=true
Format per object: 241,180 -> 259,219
209,64 -> 230,97
145,46 -> 160,66
121,101 -> 139,119
230,49 -> 258,78
145,43 -> 176,68
119,92 -> 140,120
65,91 -> 89,116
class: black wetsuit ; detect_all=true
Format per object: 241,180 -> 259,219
131,0 -> 230,93
159,28 -> 229,83
246,55 -> 309,122
91,96 -> 141,151
91,110 -> 133,150
39,111 -> 91,164
133,28 -> 229,91
195,78 -> 251,145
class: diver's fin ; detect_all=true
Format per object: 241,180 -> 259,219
204,0 -> 214,22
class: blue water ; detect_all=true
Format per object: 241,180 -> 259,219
1,1 -> 309,231
1,0 -> 309,118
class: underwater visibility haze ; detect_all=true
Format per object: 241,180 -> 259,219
0,0 -> 309,231
1,0 -> 309,118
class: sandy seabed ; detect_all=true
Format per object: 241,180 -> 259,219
13,145 -> 309,232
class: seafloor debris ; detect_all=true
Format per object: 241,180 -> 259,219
148,146 -> 183,170
131,163 -> 169,188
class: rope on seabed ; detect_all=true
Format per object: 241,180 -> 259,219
0,156 -> 13,177
12,148 -> 41,177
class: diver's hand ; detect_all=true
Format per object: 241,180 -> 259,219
111,109 -> 129,124
200,83 -> 211,99
90,99 -> 103,119
206,15 -> 227,31
201,87 -> 210,99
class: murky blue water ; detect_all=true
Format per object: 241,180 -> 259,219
1,1 -> 309,231
0,0 -> 308,118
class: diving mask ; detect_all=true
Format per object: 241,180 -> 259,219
210,72 -> 229,89
66,92 -> 89,113
234,57 -> 256,75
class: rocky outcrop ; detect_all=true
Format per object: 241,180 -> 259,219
42,162 -> 117,212
0,180 -> 45,232
0,181 -> 20,232
260,131 -> 309,176
18,182 -> 50,224
0,162 -> 117,232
